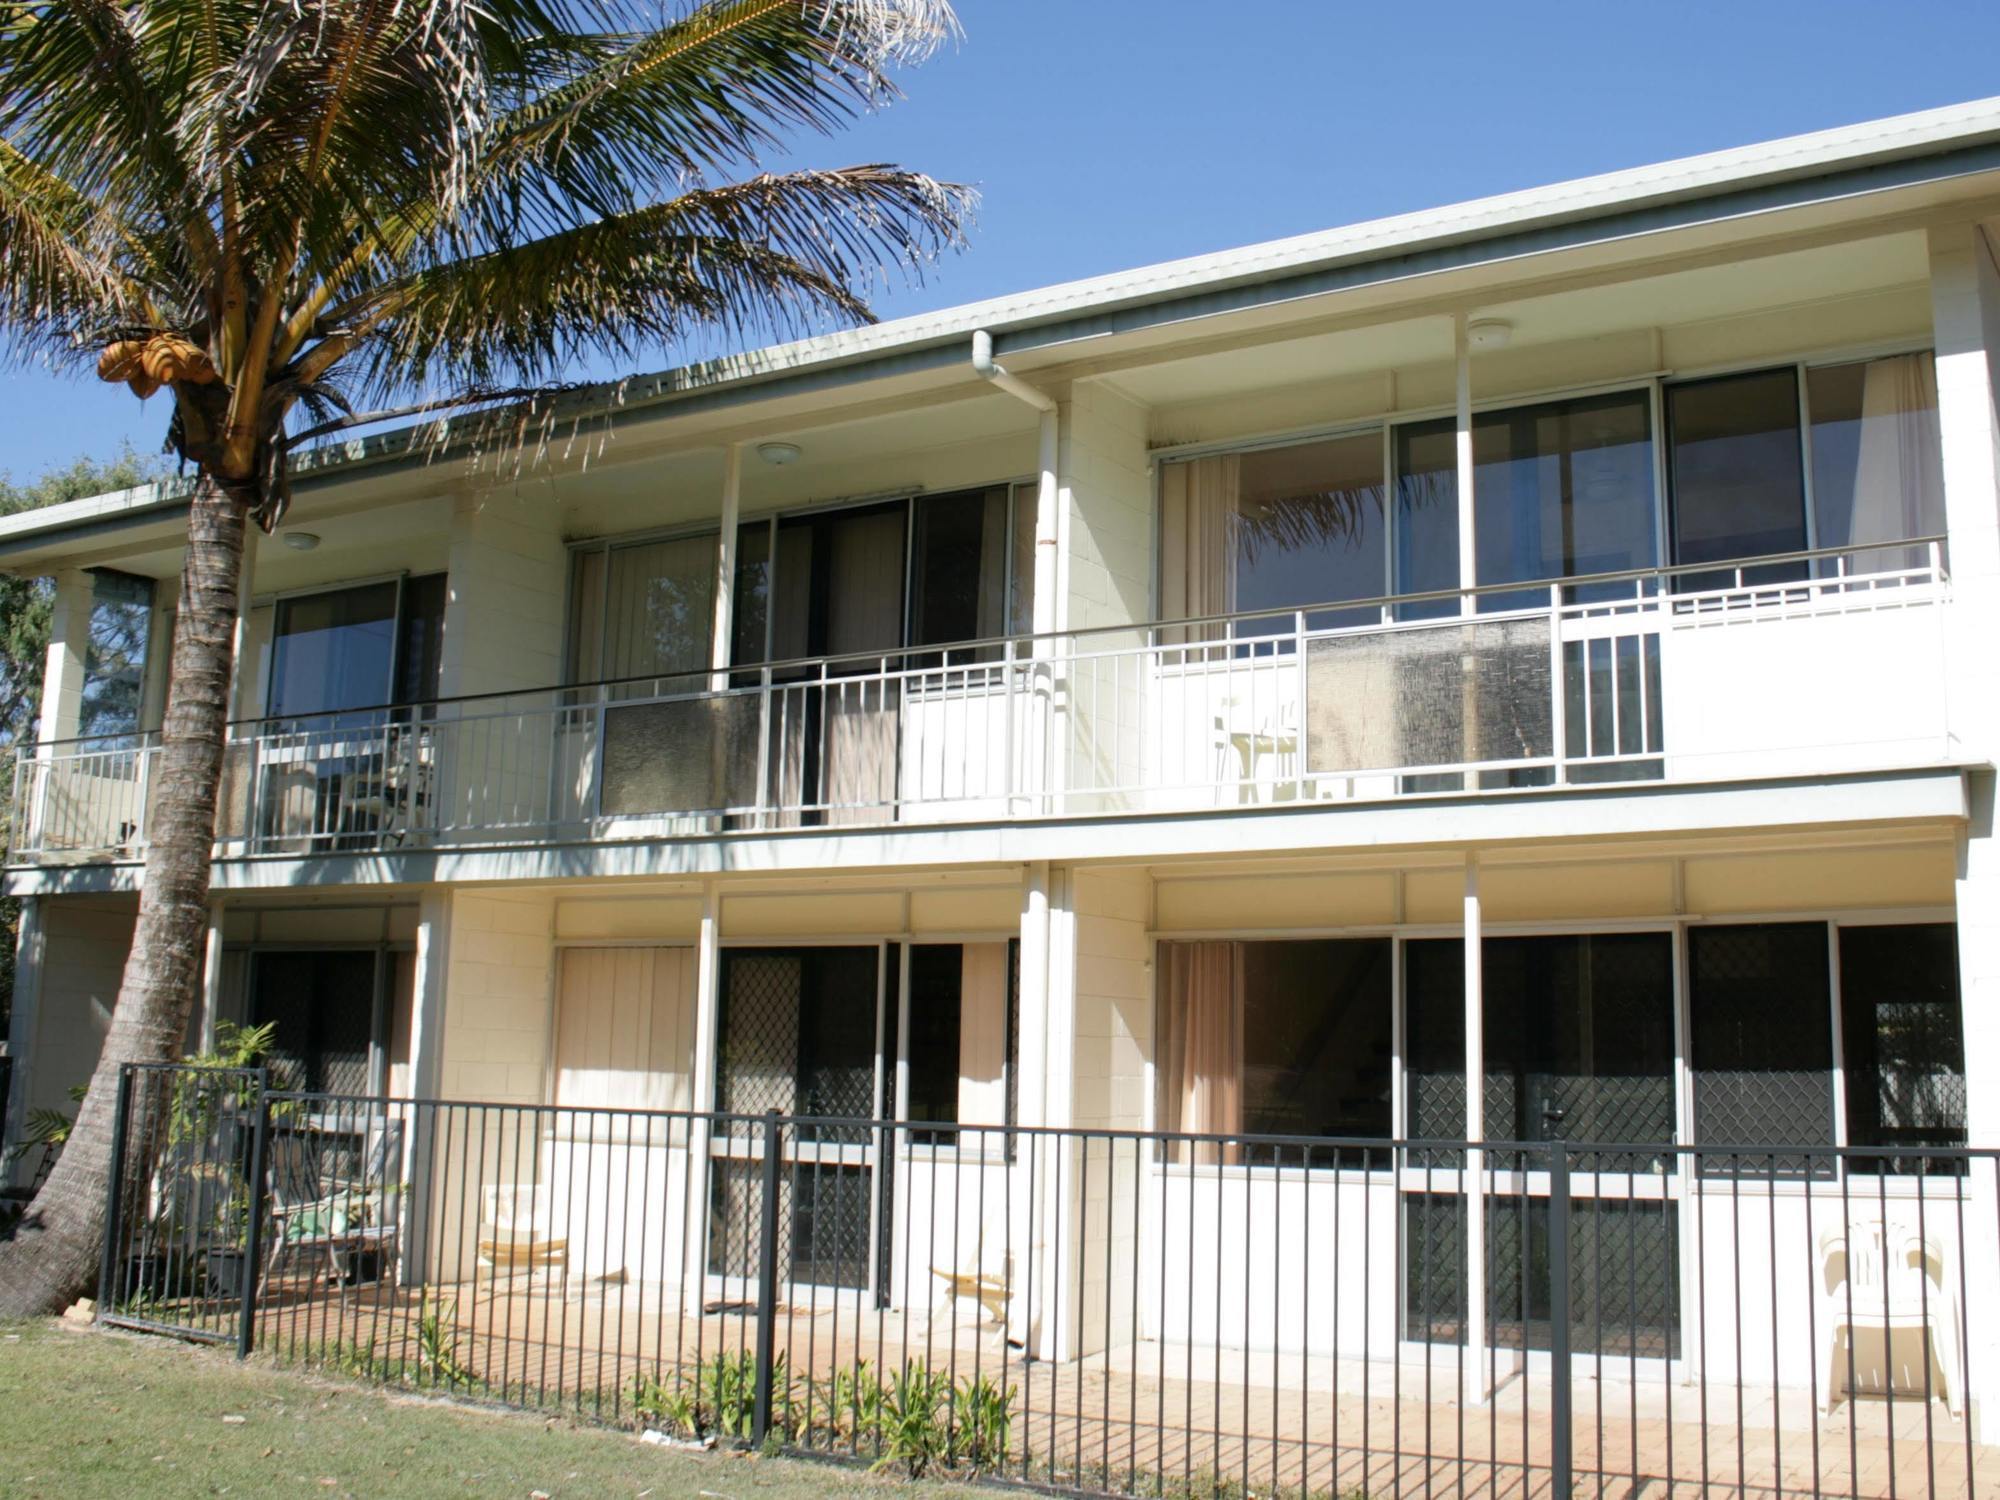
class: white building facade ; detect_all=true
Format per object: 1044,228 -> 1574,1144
8,100 -> 2000,1467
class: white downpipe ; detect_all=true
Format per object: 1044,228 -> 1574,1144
972,328 -> 1057,416
1455,313 -> 1477,612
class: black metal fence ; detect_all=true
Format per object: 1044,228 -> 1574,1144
98,1064 -> 2000,1499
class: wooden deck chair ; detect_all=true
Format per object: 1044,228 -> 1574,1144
475,1184 -> 570,1300
931,1253 -> 1016,1342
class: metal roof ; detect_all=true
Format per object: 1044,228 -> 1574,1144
8,93 -> 2000,552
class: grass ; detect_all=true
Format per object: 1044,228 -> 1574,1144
0,1318 -> 992,1499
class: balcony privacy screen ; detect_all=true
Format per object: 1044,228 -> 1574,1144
1305,615 -> 1553,773
600,694 -> 764,816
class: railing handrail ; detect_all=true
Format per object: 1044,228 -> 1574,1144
17,536 -> 1950,757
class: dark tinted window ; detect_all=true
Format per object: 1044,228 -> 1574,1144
1667,369 -> 1808,584
1839,923 -> 1965,1168
1688,923 -> 1833,1163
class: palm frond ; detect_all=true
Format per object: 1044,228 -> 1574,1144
321,164 -> 972,400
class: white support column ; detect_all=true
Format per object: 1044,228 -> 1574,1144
710,444 -> 741,687
1029,409 -> 1061,813
196,905 -> 226,1054
1462,855 -> 1489,1404
684,880 -> 723,1312
38,570 -> 95,747
2,896 -> 46,1177
1932,220 -> 2000,1429
401,889 -> 451,1284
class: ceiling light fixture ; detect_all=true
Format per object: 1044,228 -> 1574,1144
755,441 -> 803,467
1465,317 -> 1514,352
282,531 -> 321,552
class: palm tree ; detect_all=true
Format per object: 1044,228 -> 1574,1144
0,0 -> 970,1315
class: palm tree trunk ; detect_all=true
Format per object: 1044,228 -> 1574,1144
0,473 -> 246,1316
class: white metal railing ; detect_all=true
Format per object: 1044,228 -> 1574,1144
7,539 -> 1951,864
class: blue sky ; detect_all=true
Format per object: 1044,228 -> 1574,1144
5,0 -> 2000,482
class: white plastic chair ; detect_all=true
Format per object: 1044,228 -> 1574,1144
1817,1219 -> 1962,1417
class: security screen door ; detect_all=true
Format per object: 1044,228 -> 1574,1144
248,949 -> 384,1096
1403,932 -> 1681,1358
709,945 -> 886,1295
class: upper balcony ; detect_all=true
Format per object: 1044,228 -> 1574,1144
9,113 -> 1997,879
8,535 -> 1953,869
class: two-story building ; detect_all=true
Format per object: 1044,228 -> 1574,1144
6,97 -> 2000,1478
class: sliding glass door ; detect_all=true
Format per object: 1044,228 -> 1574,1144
1404,932 -> 1680,1357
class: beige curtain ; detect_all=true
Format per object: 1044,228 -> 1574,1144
1157,940 -> 1244,1164
1158,456 -> 1240,639
1848,353 -> 1946,571
1009,480 -> 1040,636
957,941 -> 1010,1128
822,508 -> 906,823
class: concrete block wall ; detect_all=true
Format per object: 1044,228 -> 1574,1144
439,488 -> 570,700
1058,382 -> 1154,810
20,897 -> 136,1113
434,888 -> 556,1103
1065,865 -> 1153,1357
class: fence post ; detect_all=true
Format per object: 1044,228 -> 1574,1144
1547,1141 -> 1573,1498
236,1068 -> 271,1359
96,1065 -> 136,1313
751,1109 -> 783,1446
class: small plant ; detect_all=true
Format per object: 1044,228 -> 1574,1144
872,1358 -> 955,1478
954,1372 -> 1014,1472
415,1296 -> 476,1389
629,1371 -> 698,1436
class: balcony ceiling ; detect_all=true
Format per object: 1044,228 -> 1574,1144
1101,231 -> 1934,409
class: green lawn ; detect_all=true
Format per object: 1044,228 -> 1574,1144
0,1319 -> 988,1499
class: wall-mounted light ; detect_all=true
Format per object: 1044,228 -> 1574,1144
755,441 -> 803,467
1465,317 -> 1514,352
282,531 -> 321,552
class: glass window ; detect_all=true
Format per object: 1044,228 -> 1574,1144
1009,481 -> 1039,636
730,521 -> 772,668
1474,390 -> 1656,609
1807,352 -> 1945,573
903,940 -> 1018,1139
566,535 -> 716,685
1688,923 -> 1834,1167
911,486 -> 1009,650
1667,369 -> 1808,585
392,573 -> 446,706
1839,923 -> 1965,1169
1242,939 -> 1392,1141
267,580 -> 399,719
1403,933 -> 1674,1153
1156,937 -> 1391,1161
1159,435 -> 1385,635
79,570 -> 154,740
1393,419 -> 1461,620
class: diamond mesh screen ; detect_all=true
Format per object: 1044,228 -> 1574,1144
1405,1191 -> 1680,1357
1405,935 -> 1675,1161
710,948 -> 881,1291
250,949 -> 377,1096
1838,923 -> 1966,1175
1689,924 -> 1833,1171
1305,614 -> 1552,774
